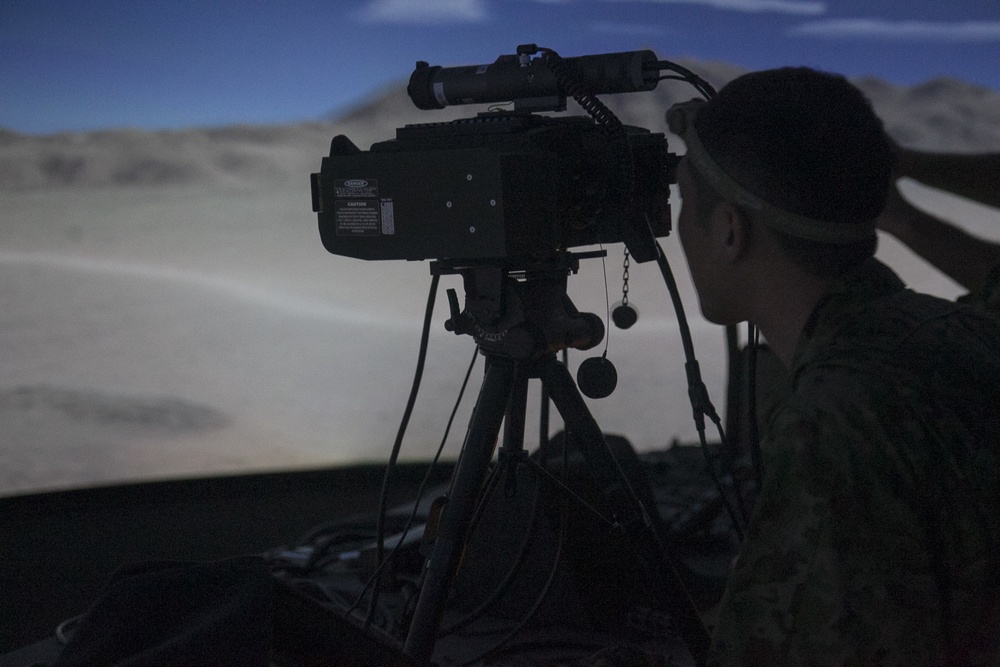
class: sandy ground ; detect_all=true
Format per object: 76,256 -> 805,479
1,177 -> 998,496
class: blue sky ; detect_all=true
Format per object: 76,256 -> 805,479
2,0 -> 998,134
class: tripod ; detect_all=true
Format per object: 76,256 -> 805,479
401,256 -> 710,666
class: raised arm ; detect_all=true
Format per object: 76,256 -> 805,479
894,148 -> 1000,209
878,185 -> 1000,293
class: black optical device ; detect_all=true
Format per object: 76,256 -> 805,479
306,48 -> 717,667
310,45 -> 678,264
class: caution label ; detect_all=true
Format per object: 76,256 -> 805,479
334,199 -> 380,236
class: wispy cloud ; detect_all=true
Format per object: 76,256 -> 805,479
603,0 -> 826,16
353,0 -> 489,24
789,19 -> 1000,42
590,20 -> 667,36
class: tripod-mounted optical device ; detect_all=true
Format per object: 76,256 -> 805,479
309,45 -> 725,665
398,254 -> 710,665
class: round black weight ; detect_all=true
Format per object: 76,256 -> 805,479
612,303 -> 639,330
577,357 -> 618,399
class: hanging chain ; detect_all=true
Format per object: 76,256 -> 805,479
621,248 -> 631,306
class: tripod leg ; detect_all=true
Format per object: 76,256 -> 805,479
502,370 -> 529,457
539,356 -> 712,666
403,357 -> 518,666
500,371 -> 530,497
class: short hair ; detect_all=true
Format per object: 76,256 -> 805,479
692,67 -> 891,276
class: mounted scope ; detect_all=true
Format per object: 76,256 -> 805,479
407,46 -> 660,110
310,46 -> 679,264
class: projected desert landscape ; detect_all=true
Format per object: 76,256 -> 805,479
2,62 -> 999,495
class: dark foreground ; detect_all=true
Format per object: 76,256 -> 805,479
1,441 -> 739,666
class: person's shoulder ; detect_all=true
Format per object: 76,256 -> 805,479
811,285 -> 1000,373
887,288 -> 1000,364
775,287 -> 1000,453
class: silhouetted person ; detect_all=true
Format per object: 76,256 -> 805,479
667,67 -> 1000,665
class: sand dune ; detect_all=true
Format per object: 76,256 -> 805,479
2,61 -> 999,495
0,183 -> 721,494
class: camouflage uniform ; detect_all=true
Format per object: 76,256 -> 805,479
709,258 -> 1000,666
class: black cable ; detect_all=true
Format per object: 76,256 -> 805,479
449,361 -> 524,548
652,60 -> 717,99
296,517 -> 379,550
527,456 -> 614,529
523,51 -> 743,546
747,323 -> 764,492
658,73 -> 715,102
306,532 -> 379,572
599,244 -> 612,357
345,343 -> 479,619
56,613 -> 85,644
723,324 -> 742,457
459,452 -> 506,550
649,234 -> 745,542
644,72 -> 754,538
535,46 -> 697,548
544,47 -> 744,543
461,429 -> 572,665
468,516 -> 565,664
365,273 -> 440,629
440,463 -> 545,635
714,418 -> 750,527
442,418 -> 672,634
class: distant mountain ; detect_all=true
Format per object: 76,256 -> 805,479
855,76 -> 1000,152
2,60 -> 999,190
0,122 -> 341,190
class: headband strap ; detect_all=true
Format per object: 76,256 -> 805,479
666,99 -> 876,245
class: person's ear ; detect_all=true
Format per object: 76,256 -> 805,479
714,201 -> 752,262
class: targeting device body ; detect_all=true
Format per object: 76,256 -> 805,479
311,48 -> 677,264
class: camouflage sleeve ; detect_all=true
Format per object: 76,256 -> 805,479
708,414 -> 849,666
706,402 -> 944,666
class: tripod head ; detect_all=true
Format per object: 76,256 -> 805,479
431,252 -> 605,361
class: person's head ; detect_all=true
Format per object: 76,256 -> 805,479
670,67 -> 893,324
